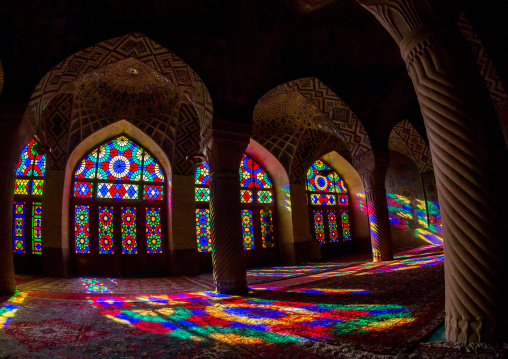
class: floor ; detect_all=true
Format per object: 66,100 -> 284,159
1,245 -> 506,358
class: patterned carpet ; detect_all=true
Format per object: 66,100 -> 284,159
1,245 -> 506,358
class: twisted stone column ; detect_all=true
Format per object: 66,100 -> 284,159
353,150 -> 393,262
357,0 -> 508,343
206,122 -> 250,294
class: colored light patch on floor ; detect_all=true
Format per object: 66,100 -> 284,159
247,264 -> 346,278
250,287 -> 369,295
0,291 -> 27,329
80,278 -> 111,293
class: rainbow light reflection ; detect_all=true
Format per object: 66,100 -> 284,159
0,291 -> 27,329
247,264 -> 347,278
80,278 -> 111,293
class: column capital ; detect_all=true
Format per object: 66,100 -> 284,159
352,150 -> 390,192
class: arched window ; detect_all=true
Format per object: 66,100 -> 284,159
307,160 -> 351,248
72,136 -> 167,275
13,139 -> 46,256
195,155 -> 275,254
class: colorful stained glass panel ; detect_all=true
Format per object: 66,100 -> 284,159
255,169 -> 272,189
239,155 -> 253,187
335,176 -> 347,193
13,202 -> 25,253
16,142 -> 33,176
14,179 -> 30,195
146,208 -> 162,253
307,160 -> 334,192
98,207 -> 114,254
240,190 -> 253,203
75,149 -> 98,179
313,210 -> 325,244
196,209 -> 211,253
31,180 -> 44,196
337,194 -> 349,205
32,203 -> 42,254
327,210 -> 339,243
195,162 -> 210,185
121,207 -> 137,254
142,151 -> 164,182
257,190 -> 273,204
74,205 -> 90,254
310,194 -> 336,205
241,210 -> 254,250
195,188 -> 210,202
341,210 -> 351,241
97,183 -> 138,199
260,209 -> 275,248
32,154 -> 46,177
74,182 -> 93,197
144,185 -> 164,200
97,137 -> 143,181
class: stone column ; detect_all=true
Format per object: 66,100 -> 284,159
206,121 -> 250,294
0,105 -> 28,295
353,150 -> 393,262
357,0 -> 508,343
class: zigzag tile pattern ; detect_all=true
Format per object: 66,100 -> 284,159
44,93 -> 73,170
290,129 -> 332,184
27,33 -> 212,133
388,128 -> 418,164
391,120 -> 433,173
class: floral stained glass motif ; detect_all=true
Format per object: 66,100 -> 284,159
74,205 -> 90,254
310,194 -> 336,206
75,149 -> 98,179
260,209 -> 275,248
97,137 -> 143,181
16,139 -> 46,177
195,162 -> 210,185
196,209 -> 211,253
307,160 -> 335,193
239,155 -> 272,189
195,188 -> 210,202
13,202 -> 25,253
97,183 -> 138,199
341,210 -> 351,241
313,210 -> 325,244
240,190 -> 253,203
98,207 -> 114,254
31,180 -> 44,196
144,185 -> 164,200
146,208 -> 162,253
257,190 -> 273,204
327,210 -> 338,243
121,207 -> 137,254
142,152 -> 164,182
241,210 -> 254,250
74,182 -> 93,198
32,203 -> 42,254
14,179 -> 30,195
337,194 -> 348,205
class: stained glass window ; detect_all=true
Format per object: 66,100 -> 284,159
307,159 -> 351,245
239,155 -> 272,189
14,179 -> 30,195
146,208 -> 162,253
98,207 -> 114,254
196,209 -> 212,252
13,202 -> 25,253
144,185 -> 164,200
341,210 -> 351,241
195,162 -> 210,185
121,207 -> 137,254
32,203 -> 42,254
16,140 -> 46,178
242,210 -> 255,250
260,209 -> 274,248
195,188 -> 210,202
142,152 -> 165,182
31,180 -> 44,196
74,205 -> 90,254
75,149 -> 98,179
240,190 -> 253,203
74,182 -> 93,198
97,183 -> 138,199
257,190 -> 273,204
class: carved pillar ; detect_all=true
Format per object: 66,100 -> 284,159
0,105 -> 28,295
357,0 -> 508,343
353,150 -> 393,262
206,121 -> 250,294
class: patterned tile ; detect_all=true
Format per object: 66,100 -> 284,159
390,120 -> 433,173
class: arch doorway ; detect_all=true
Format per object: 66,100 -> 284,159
71,136 -> 168,276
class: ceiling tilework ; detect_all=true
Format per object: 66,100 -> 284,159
388,130 -> 417,164
290,129 -> 332,184
391,119 -> 433,173
44,93 -> 74,170
27,33 -> 212,134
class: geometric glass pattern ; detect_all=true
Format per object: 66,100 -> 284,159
241,209 -> 254,250
337,194 -> 348,205
32,203 -> 42,254
310,194 -> 336,205
75,149 -> 98,179
98,207 -> 114,254
257,190 -> 273,204
260,209 -> 275,248
306,160 -> 335,193
146,208 -> 162,254
31,180 -> 44,196
74,182 -> 93,197
341,210 -> 351,241
97,136 -> 143,181
13,202 -> 25,253
14,179 -> 30,195
16,139 -> 46,177
195,188 -> 210,202
327,210 -> 338,243
96,183 -> 138,199
196,209 -> 212,253
195,162 -> 210,185
313,210 -> 325,244
74,205 -> 90,254
239,155 -> 272,188
143,185 -> 164,200
121,207 -> 137,254
240,190 -> 253,203
142,152 -> 165,182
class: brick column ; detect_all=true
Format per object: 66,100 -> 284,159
357,0 -> 508,343
206,122 -> 250,294
353,150 -> 393,261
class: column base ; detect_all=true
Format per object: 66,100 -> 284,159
446,314 -> 497,343
215,278 -> 249,295
0,276 -> 16,296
